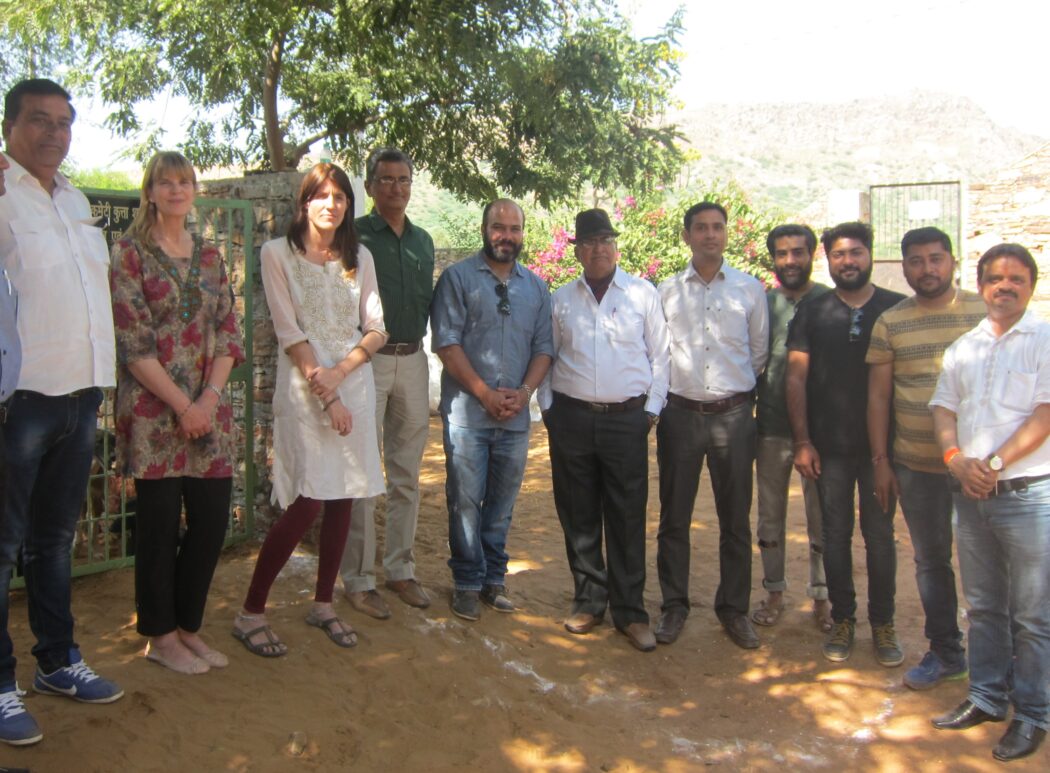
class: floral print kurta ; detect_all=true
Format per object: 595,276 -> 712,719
110,235 -> 245,479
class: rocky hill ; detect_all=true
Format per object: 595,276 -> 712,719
673,91 -> 1046,215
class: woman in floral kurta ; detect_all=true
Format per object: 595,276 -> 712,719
111,151 -> 245,675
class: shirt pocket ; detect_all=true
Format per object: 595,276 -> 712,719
602,305 -> 644,346
1000,368 -> 1036,414
8,217 -> 65,273
712,295 -> 750,348
79,222 -> 111,266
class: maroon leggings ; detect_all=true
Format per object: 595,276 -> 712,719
243,496 -> 353,614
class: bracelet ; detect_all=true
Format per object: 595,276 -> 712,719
205,383 -> 223,399
322,396 -> 340,411
871,454 -> 888,465
519,383 -> 534,398
792,439 -> 812,448
943,446 -> 962,466
353,344 -> 372,363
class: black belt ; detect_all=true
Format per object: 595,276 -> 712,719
377,340 -> 422,356
950,472 -> 1050,497
553,392 -> 646,414
667,391 -> 753,415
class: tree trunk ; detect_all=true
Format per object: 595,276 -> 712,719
262,30 -> 286,171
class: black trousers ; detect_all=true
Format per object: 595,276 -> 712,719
134,477 -> 232,636
656,400 -> 756,621
545,397 -> 650,629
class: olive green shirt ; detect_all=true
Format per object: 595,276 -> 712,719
355,210 -> 435,343
756,282 -> 830,437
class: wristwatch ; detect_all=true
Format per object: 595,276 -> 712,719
646,412 -> 659,427
988,454 -> 1004,472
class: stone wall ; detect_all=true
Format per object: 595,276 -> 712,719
967,143 -> 1050,318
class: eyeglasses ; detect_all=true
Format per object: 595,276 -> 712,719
495,282 -> 510,316
25,115 -> 73,134
376,176 -> 412,187
848,307 -> 864,343
577,235 -> 616,249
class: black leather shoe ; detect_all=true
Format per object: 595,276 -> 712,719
723,615 -> 760,649
931,699 -> 1005,731
654,607 -> 688,645
993,720 -> 1046,761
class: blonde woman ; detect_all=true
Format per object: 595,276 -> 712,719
111,151 -> 245,674
232,163 -> 386,657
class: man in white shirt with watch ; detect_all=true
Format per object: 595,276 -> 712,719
540,208 -> 669,652
0,78 -> 122,748
929,243 -> 1050,762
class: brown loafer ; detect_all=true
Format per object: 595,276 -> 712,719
723,614 -> 760,649
385,579 -> 431,609
654,607 -> 688,645
564,612 -> 602,635
346,589 -> 391,620
620,622 -> 656,652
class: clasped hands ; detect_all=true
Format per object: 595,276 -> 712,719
482,387 -> 529,421
949,455 -> 998,500
306,365 -> 352,436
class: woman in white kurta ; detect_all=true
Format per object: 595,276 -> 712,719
233,163 -> 386,657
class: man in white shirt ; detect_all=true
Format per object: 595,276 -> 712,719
929,243 -> 1050,762
0,79 -> 123,748
540,209 -> 670,652
654,201 -> 769,648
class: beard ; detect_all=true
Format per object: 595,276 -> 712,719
831,262 -> 873,291
774,262 -> 813,291
483,233 -> 523,264
911,275 -> 954,299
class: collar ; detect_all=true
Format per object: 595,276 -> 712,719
471,250 -> 524,280
976,308 -> 1040,339
574,265 -> 627,292
1,151 -> 71,194
686,258 -> 728,284
361,208 -> 413,235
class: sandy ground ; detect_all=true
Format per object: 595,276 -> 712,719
3,417 -> 1046,772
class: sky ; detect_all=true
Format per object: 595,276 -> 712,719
66,0 -> 1050,170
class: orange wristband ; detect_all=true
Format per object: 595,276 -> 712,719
943,446 -> 962,466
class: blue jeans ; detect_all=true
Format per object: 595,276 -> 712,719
955,478 -> 1050,729
895,465 -> 964,665
442,421 -> 530,591
816,454 -> 896,625
0,389 -> 103,683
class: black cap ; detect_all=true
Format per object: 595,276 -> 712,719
569,208 -> 619,243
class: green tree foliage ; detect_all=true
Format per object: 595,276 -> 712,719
2,1 -> 684,204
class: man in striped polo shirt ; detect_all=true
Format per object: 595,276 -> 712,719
866,226 -> 985,689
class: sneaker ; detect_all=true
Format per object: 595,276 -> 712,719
904,651 -> 968,690
33,649 -> 124,704
0,686 -> 42,746
822,619 -> 855,662
480,585 -> 515,613
872,622 -> 904,667
451,590 -> 481,621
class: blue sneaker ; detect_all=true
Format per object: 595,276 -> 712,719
903,650 -> 968,691
0,685 -> 43,746
33,649 -> 124,704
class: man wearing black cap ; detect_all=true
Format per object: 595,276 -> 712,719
655,201 -> 769,649
539,208 -> 670,651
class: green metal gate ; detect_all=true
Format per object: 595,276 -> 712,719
11,190 -> 256,584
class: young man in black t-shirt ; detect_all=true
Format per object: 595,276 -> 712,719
786,222 -> 905,666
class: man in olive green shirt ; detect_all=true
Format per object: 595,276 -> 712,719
341,148 -> 435,618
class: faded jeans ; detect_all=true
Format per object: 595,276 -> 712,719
954,478 -> 1050,729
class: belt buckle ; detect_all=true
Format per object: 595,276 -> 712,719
588,401 -> 608,413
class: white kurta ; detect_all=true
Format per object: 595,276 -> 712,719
260,237 -> 386,508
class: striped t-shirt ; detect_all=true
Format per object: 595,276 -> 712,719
866,290 -> 986,472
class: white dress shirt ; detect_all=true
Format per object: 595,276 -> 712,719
0,153 -> 115,393
658,259 -> 768,400
930,310 -> 1050,479
539,267 -> 670,415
